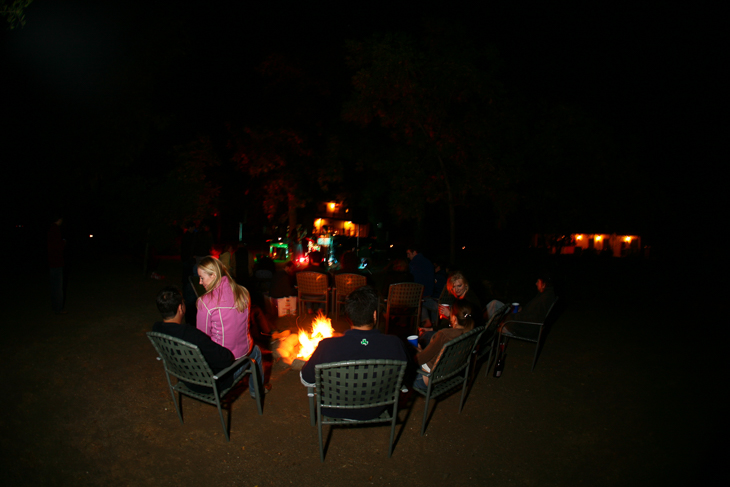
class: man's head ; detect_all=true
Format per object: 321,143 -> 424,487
156,286 -> 185,322
535,272 -> 552,293
344,286 -> 378,328
406,245 -> 420,260
308,251 -> 323,266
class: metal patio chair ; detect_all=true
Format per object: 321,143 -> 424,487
307,359 -> 407,461
412,326 -> 484,435
146,332 -> 263,442
332,273 -> 367,320
473,302 -> 512,377
296,271 -> 330,317
499,298 -> 560,371
380,282 -> 423,335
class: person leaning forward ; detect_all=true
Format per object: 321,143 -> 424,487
300,286 -> 407,420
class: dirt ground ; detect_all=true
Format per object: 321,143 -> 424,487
1,256 -> 724,486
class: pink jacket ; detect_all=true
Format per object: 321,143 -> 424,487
196,276 -> 252,359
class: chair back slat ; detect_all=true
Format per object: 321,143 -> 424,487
315,360 -> 407,410
429,327 -> 483,383
297,272 -> 329,294
334,273 -> 367,298
147,332 -> 216,387
387,282 -> 423,307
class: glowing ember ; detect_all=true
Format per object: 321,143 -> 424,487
274,311 -> 334,364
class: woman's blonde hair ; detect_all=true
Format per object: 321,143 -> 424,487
451,301 -> 475,331
446,271 -> 469,296
197,256 -> 250,312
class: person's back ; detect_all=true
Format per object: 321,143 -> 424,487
415,301 -> 475,387
301,286 -> 407,419
153,286 -> 236,393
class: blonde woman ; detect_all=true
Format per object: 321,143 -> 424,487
438,271 -> 483,324
196,256 -> 267,396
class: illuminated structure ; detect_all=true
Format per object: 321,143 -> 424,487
312,201 -> 369,238
532,233 -> 642,257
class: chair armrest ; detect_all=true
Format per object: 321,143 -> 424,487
501,319 -> 544,327
300,370 -> 316,388
213,355 -> 251,381
416,368 -> 431,378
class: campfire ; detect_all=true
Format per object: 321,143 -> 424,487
273,311 -> 334,366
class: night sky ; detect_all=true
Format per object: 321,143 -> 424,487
2,1 -> 726,255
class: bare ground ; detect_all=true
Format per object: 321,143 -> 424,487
0,256 -> 724,486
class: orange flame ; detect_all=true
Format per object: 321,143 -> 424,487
297,311 -> 334,360
275,311 -> 334,364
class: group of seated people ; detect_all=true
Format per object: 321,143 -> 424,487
153,252 -> 555,420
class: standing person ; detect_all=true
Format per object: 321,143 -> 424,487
406,246 -> 436,328
47,215 -> 66,314
300,286 -> 407,420
196,256 -> 270,397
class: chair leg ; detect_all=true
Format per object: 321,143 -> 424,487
531,330 -> 543,372
163,371 -> 184,424
458,368 -> 469,413
214,394 -> 230,442
174,389 -> 184,423
307,387 -> 316,427
485,344 -> 495,377
420,387 -> 432,436
250,361 -> 264,416
388,403 -> 398,458
317,412 -> 325,462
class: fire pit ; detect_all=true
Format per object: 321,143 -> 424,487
272,311 -> 334,370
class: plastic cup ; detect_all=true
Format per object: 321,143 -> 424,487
439,303 -> 450,319
512,303 -> 520,313
407,335 -> 419,347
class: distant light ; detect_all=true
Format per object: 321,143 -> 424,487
576,234 -> 583,240
345,209 -> 349,213
390,244 -> 393,248
595,235 -> 602,241
89,235 -> 93,238
624,236 -> 632,243
462,246 -> 466,250
278,237 -> 281,241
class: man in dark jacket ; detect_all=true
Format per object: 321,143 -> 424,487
152,286 -> 244,394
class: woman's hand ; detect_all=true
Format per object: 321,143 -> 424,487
439,304 -> 451,319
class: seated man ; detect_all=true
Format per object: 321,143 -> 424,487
300,286 -> 407,420
152,286 -> 246,394
486,274 -> 557,337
